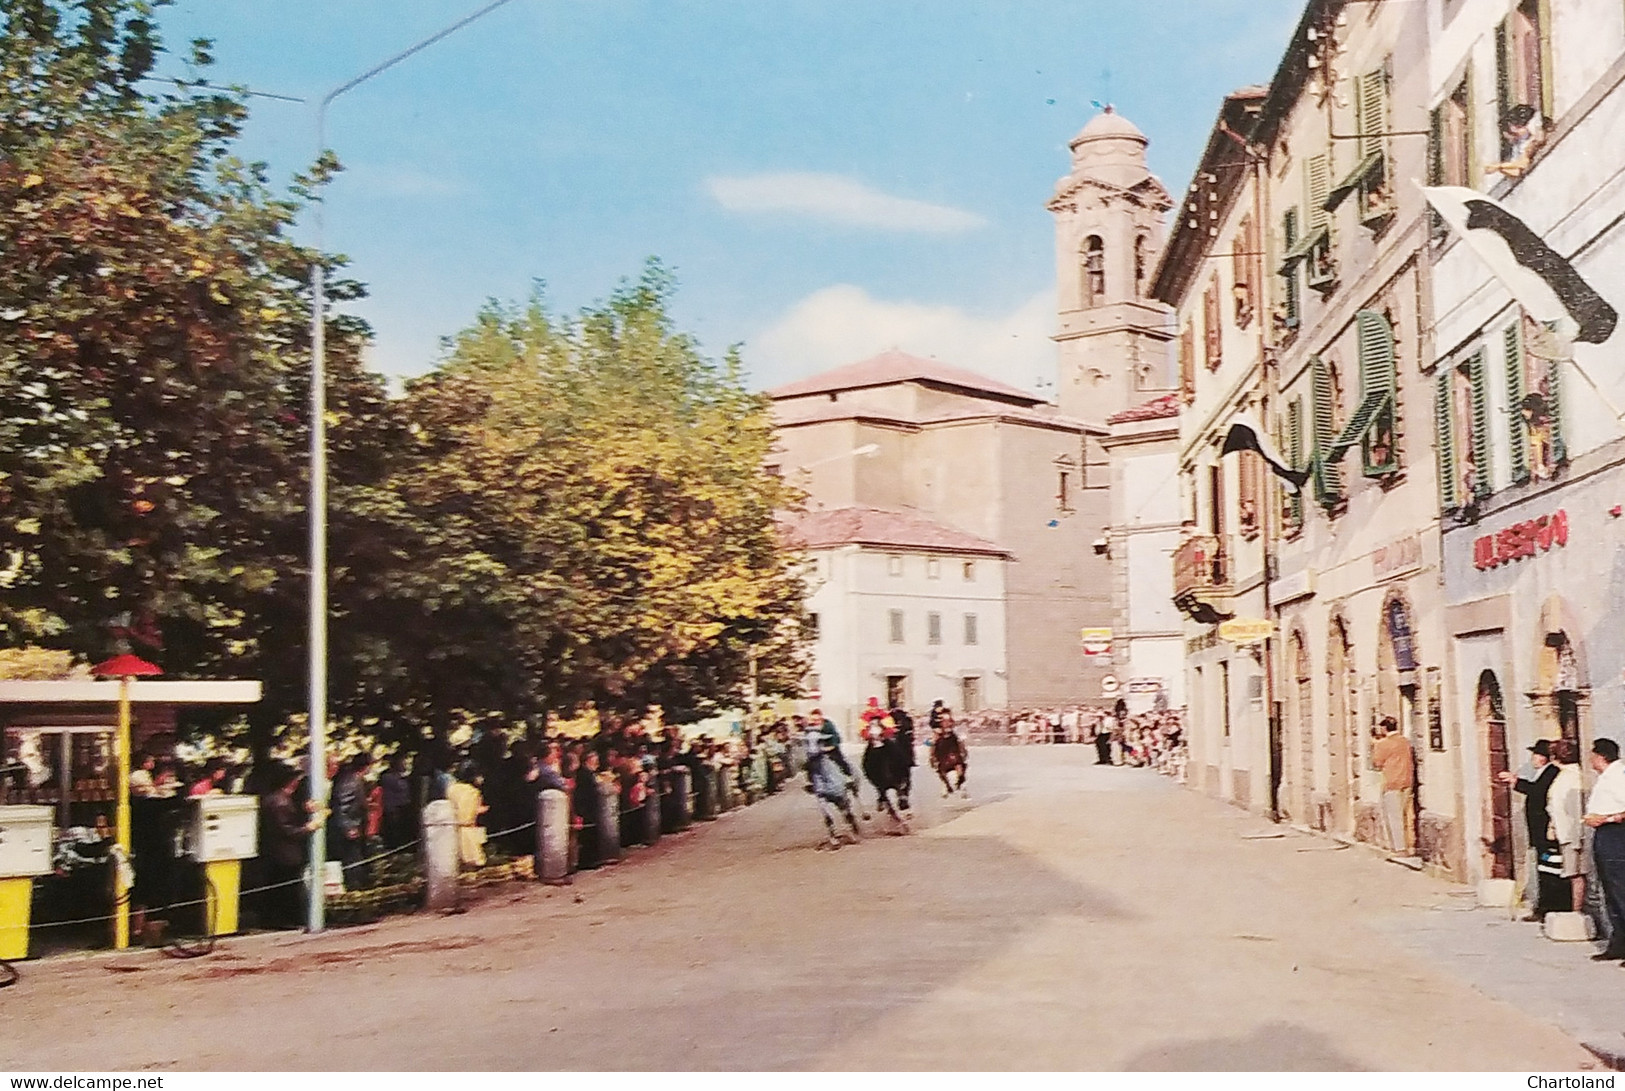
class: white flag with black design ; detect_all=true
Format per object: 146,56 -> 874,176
1422,184 -> 1618,344
1221,419 -> 1310,493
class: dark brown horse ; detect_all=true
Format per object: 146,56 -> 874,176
930,726 -> 967,796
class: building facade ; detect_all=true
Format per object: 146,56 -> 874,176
1102,395 -> 1185,713
769,352 -> 1109,721
1426,0 -> 1625,888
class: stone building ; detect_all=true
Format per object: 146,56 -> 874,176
1424,0 -> 1625,889
769,352 -> 1106,727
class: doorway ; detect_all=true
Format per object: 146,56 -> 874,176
1327,619 -> 1353,834
960,676 -> 981,712
886,674 -> 908,710
1292,632 -> 1313,825
1478,670 -> 1515,880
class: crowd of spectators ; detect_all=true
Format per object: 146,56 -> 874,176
954,706 -> 1187,780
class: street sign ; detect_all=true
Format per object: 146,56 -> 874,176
1100,674 -> 1120,696
1218,617 -> 1274,645
1080,627 -> 1113,656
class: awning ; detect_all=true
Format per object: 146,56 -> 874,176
1278,226 -> 1329,275
1323,152 -> 1384,213
1325,388 -> 1392,461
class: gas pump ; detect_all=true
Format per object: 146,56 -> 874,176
0,804 -> 54,959
183,795 -> 257,936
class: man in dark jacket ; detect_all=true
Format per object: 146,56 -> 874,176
332,754 -> 372,889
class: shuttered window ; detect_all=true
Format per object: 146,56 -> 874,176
1327,311 -> 1398,470
1287,400 -> 1305,528
1504,322 -> 1531,484
1238,448 -> 1261,537
1204,276 -> 1222,370
1306,155 -> 1331,232
1547,354 -> 1567,464
1356,67 -> 1394,222
1280,208 -> 1302,328
1311,356 -> 1342,508
1435,371 -> 1458,510
1180,324 -> 1196,402
1468,351 -> 1493,497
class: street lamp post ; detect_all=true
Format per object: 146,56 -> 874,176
305,0 -> 521,933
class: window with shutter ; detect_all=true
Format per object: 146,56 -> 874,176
1179,324 -> 1196,402
1504,322 -> 1530,484
1304,155 -> 1336,288
1234,214 -> 1255,327
1311,357 -> 1343,508
1286,399 -> 1305,529
1547,355 -> 1567,464
1238,449 -> 1260,537
1435,371 -> 1459,510
1357,67 -> 1395,222
1361,311 -> 1399,475
1469,352 -> 1493,498
1278,208 -> 1302,330
1327,312 -> 1397,467
1204,276 -> 1222,370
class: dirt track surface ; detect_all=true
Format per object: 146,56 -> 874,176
0,748 -> 1602,1071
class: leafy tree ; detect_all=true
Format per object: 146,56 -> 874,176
0,0 -> 390,757
384,264 -> 810,728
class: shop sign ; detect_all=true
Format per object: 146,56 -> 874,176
1218,617 -> 1274,645
1126,677 -> 1164,694
1080,627 -> 1113,656
1373,534 -> 1422,582
1473,509 -> 1568,570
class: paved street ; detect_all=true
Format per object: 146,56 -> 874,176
1,748 -> 1616,1071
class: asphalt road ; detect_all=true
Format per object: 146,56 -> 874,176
0,747 -> 1603,1071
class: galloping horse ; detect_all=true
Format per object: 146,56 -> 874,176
861,723 -> 913,830
804,728 -> 862,848
930,721 -> 968,796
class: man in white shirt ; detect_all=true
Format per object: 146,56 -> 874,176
1583,737 -> 1625,962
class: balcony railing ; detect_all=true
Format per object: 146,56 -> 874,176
1172,534 -> 1230,599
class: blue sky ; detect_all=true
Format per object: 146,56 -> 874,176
156,0 -> 1306,392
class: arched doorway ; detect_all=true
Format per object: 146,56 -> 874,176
1290,630 -> 1313,825
1377,593 -> 1422,852
1478,670 -> 1515,880
1327,617 -> 1354,833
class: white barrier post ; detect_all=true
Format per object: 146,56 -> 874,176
422,799 -> 458,911
536,789 -> 570,884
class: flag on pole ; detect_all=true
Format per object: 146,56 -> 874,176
1221,419 -> 1310,492
1421,185 -> 1618,344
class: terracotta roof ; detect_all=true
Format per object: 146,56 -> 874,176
767,350 -> 1041,406
1106,393 -> 1180,425
779,506 -> 1010,558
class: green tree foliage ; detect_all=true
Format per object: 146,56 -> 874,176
0,0 -> 389,748
0,2 -> 808,750
385,264 -> 809,727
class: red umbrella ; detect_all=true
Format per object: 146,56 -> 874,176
92,654 -> 162,678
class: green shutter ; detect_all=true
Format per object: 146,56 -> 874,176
1306,155 -> 1331,232
1358,311 -> 1396,397
1312,356 -> 1342,506
1287,399 -> 1305,526
1427,105 -> 1444,186
1281,208 -> 1301,324
1495,18 -> 1512,115
1469,351 -> 1493,495
1358,69 -> 1389,160
1504,323 -> 1530,483
1436,370 -> 1459,510
1547,356 -> 1567,463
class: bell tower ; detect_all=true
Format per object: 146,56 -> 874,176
1047,107 -> 1175,424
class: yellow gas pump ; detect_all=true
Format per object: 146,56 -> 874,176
190,795 -> 258,935
0,805 -> 54,960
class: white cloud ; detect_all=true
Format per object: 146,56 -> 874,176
705,172 -> 986,233
746,284 -> 1054,392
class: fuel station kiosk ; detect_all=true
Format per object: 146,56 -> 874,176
0,669 -> 261,956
